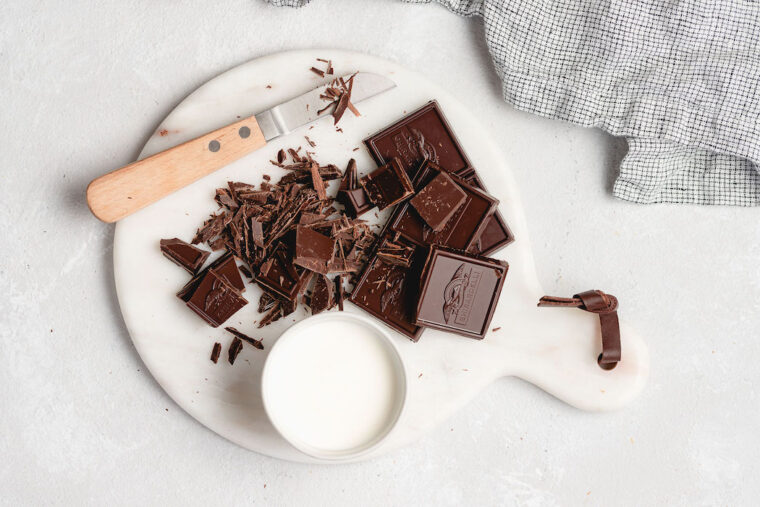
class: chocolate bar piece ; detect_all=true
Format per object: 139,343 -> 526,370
177,251 -> 245,302
160,238 -> 210,274
390,161 -> 498,251
310,274 -> 335,315
460,171 -> 515,255
337,159 -> 372,218
410,171 -> 466,232
185,270 -> 248,328
294,226 -> 335,275
376,238 -> 415,267
364,100 -> 472,179
359,158 -> 414,211
415,246 -> 508,339
350,236 -> 424,341
256,244 -> 311,301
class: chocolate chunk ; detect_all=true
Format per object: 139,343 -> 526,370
336,275 -> 345,311
258,291 -> 277,313
160,238 -> 210,274
350,236 -> 424,341
258,303 -> 283,328
364,100 -> 472,179
376,238 -> 415,267
410,171 -> 466,232
337,159 -> 372,218
309,162 -> 328,200
360,158 -> 414,211
250,219 -> 264,248
415,246 -> 508,339
256,244 -> 311,301
210,342 -> 222,364
390,161 -> 497,251
310,274 -> 335,315
294,226 -> 335,275
228,337 -> 243,364
225,326 -> 264,350
185,270 -> 248,328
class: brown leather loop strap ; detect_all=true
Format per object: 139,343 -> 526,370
537,290 -> 621,370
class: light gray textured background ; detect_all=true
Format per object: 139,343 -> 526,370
2,1 -> 759,505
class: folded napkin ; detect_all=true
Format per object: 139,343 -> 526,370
271,0 -> 760,205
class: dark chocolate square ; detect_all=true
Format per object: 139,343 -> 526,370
359,158 -> 413,211
160,238 -> 210,274
390,161 -> 498,251
364,100 -> 472,179
176,251 -> 245,302
349,236 -> 424,341
415,246 -> 508,339
186,270 -> 248,328
410,171 -> 467,232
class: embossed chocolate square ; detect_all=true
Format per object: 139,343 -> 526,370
390,161 -> 498,251
364,100 -> 472,179
349,236 -> 424,341
415,246 -> 508,339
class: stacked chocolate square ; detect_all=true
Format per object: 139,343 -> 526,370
350,101 -> 513,341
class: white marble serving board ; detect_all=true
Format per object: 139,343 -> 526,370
113,49 -> 649,464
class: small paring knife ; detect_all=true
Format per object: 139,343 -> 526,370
86,72 -> 396,223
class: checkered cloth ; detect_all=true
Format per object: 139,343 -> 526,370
270,0 -> 760,205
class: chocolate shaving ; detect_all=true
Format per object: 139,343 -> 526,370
225,326 -> 264,350
228,337 -> 243,365
309,67 -> 325,77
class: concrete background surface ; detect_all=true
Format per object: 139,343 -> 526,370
1,0 -> 758,505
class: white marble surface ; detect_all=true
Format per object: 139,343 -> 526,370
1,0 -> 758,505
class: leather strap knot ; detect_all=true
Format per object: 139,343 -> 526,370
538,290 -> 621,370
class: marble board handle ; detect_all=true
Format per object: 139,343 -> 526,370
497,302 -> 649,411
86,116 -> 266,223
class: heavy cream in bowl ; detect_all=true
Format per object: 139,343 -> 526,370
261,312 -> 407,460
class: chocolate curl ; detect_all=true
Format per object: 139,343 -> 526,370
538,290 -> 621,370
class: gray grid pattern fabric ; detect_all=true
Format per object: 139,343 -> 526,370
270,0 -> 760,205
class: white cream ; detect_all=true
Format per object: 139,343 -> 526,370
262,313 -> 406,458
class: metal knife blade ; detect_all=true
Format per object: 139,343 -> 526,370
255,72 -> 396,141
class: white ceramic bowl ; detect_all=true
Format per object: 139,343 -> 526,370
261,312 -> 407,461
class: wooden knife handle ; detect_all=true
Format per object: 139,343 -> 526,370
86,115 -> 266,223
